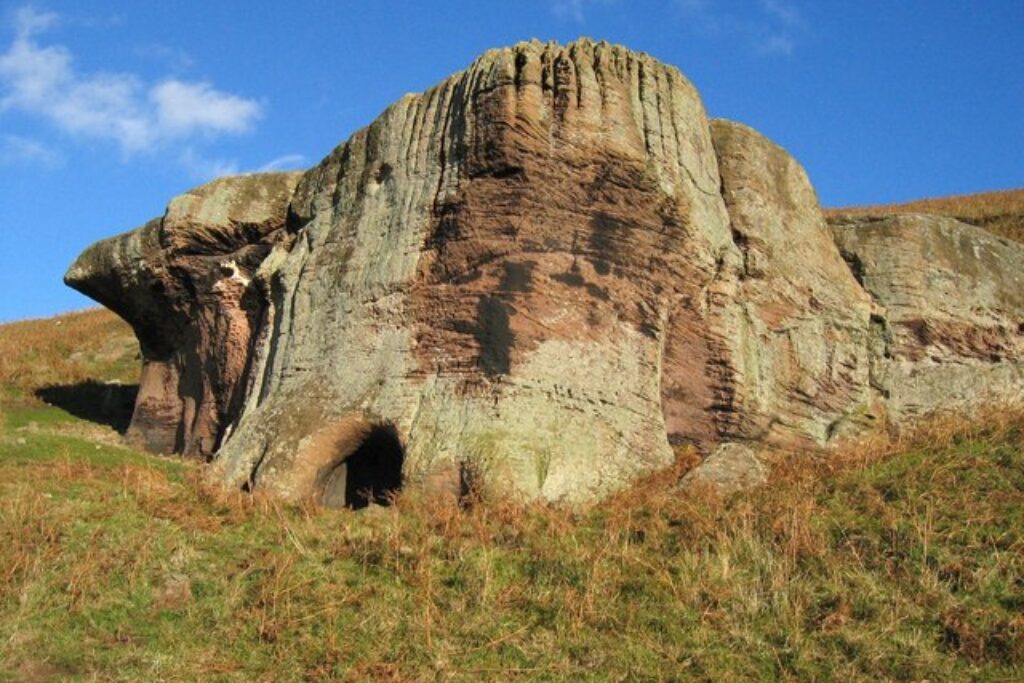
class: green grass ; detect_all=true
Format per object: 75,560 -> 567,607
1,309 -> 1023,681
2,407 -> 1023,681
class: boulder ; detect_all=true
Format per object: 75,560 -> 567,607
678,442 -> 768,495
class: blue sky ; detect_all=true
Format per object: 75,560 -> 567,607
0,1 -> 1021,322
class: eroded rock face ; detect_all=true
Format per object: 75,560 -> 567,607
65,39 -> 1024,504
65,173 -> 302,456
830,214 -> 1024,421
215,39 -> 735,503
708,120 -> 872,446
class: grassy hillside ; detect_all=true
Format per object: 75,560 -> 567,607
826,187 -> 1024,243
0,308 -> 138,421
2,310 -> 1023,681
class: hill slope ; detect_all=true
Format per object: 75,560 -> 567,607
1,307 -> 1023,680
826,187 -> 1024,243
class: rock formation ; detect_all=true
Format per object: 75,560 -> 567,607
830,214 -> 1024,422
65,173 -> 302,455
65,39 -> 1024,506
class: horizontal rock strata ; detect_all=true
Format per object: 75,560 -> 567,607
830,213 -> 1024,421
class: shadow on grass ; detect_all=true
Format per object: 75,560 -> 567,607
35,380 -> 138,433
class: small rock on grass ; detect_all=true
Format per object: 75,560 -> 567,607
679,442 -> 768,496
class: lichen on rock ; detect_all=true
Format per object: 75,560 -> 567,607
830,213 -> 1024,422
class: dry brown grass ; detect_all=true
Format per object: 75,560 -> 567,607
0,307 -> 138,404
2,403 -> 1022,680
3,298 -> 1024,680
825,187 -> 1024,243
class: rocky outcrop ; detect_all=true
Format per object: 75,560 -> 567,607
65,39 -> 1024,506
214,39 -> 735,504
65,173 -> 302,456
707,120 -> 872,446
830,214 -> 1024,421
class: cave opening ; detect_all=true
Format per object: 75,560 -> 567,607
321,422 -> 405,510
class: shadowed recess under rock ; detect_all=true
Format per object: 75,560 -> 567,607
321,423 -> 405,509
35,381 -> 139,434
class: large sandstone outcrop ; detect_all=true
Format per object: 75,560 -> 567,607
65,39 -> 1024,506
708,120 -> 872,445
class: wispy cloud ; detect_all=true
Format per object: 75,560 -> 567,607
177,150 -> 308,182
150,79 -> 260,139
760,0 -> 805,28
10,4 -> 57,34
755,33 -> 794,56
0,133 -> 62,167
258,153 -> 306,172
0,6 -> 262,160
551,0 -> 614,23
133,43 -> 194,72
178,146 -> 240,181
674,0 -> 808,56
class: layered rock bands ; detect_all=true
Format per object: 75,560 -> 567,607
66,39 -> 1024,505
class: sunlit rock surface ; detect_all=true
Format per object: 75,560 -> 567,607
67,39 -> 1024,504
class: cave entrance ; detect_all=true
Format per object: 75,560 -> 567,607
321,422 -> 404,510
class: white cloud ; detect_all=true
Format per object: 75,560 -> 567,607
674,0 -> 808,56
551,0 -> 614,23
0,10 -> 69,104
12,5 -> 57,36
178,146 -> 240,181
0,133 -> 62,167
258,153 -> 306,172
151,80 -> 261,138
0,6 -> 262,155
